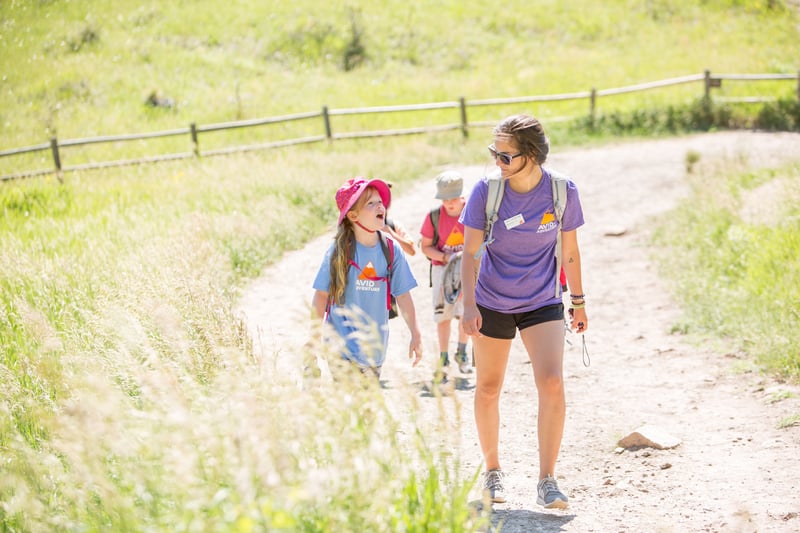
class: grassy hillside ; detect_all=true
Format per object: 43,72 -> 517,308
2,0 -> 798,149
0,0 -> 798,530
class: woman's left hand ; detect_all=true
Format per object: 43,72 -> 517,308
568,307 -> 588,334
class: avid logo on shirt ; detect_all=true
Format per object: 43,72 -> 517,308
536,210 -> 558,233
355,262 -> 382,293
442,226 -> 465,254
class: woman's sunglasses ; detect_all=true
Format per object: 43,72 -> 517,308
488,144 -> 523,165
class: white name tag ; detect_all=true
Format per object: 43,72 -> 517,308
504,213 -> 525,230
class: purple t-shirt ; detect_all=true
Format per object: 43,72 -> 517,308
460,169 -> 584,313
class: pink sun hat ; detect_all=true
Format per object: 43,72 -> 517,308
335,177 -> 392,225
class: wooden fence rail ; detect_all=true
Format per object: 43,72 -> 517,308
1,69 -> 798,182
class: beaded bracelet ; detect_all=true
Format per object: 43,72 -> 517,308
569,293 -> 585,300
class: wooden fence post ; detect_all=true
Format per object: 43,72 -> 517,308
190,123 -> 199,157
459,97 -> 468,139
322,106 -> 332,141
590,87 -> 596,124
704,69 -> 711,101
50,136 -> 61,171
50,136 -> 63,182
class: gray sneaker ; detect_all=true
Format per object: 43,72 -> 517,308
456,352 -> 473,374
537,475 -> 568,509
483,469 -> 506,503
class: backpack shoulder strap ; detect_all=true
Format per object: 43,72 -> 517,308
484,174 -> 505,234
550,170 -> 568,223
429,206 -> 441,248
475,172 -> 504,260
378,230 -> 394,274
549,169 -> 569,298
377,230 -> 394,310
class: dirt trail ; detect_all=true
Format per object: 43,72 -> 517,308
237,131 -> 800,532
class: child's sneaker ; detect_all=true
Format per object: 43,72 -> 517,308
536,475 -> 568,509
482,468 -> 506,503
456,352 -> 473,374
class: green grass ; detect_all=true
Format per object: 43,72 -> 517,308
2,0 -> 798,148
779,413 -> 800,428
0,138 -> 489,531
768,390 -> 797,403
1,0 -> 799,530
653,159 -> 800,380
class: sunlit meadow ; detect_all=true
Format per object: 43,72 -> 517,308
1,0 -> 799,530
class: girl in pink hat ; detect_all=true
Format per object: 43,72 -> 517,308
311,177 -> 423,378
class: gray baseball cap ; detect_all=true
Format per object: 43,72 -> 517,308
435,171 -> 463,200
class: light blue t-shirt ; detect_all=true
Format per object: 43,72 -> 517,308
313,236 -> 418,368
460,169 -> 584,313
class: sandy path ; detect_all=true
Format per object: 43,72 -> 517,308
237,131 -> 800,532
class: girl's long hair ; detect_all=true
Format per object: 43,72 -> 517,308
328,187 -> 375,305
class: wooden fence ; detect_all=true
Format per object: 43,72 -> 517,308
1,69 -> 798,182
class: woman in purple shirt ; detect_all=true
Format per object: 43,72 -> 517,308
460,114 -> 588,509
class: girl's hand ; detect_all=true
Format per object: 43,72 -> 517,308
408,331 -> 423,366
461,304 -> 483,337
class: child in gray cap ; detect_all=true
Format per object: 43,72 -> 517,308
419,171 -> 471,377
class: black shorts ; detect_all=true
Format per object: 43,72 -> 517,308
478,303 -> 564,340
